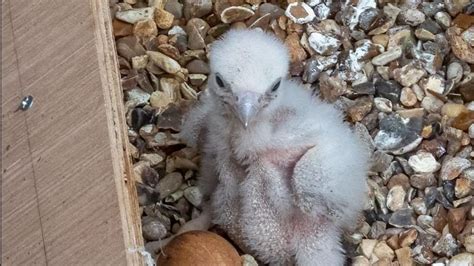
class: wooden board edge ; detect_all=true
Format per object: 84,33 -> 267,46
89,0 -> 145,265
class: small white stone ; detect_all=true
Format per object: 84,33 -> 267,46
408,152 -> 440,173
448,253 -> 474,266
126,88 -> 151,105
421,95 -> 444,113
420,75 -> 446,95
469,124 -> 474,139
308,32 -> 341,55
386,185 -> 406,211
374,97 -> 393,113
435,11 -> 451,29
116,7 -> 155,24
285,2 -> 316,24
168,25 -> 187,36
132,55 -> 149,70
306,0 -> 322,7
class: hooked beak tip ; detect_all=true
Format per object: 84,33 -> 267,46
233,91 -> 260,129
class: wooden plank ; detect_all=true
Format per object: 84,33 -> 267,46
2,0 -> 144,264
1,3 -> 48,265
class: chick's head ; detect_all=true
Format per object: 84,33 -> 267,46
209,29 -> 290,128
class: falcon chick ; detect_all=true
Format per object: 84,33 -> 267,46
181,29 -> 369,265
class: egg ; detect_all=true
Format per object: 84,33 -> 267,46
157,230 -> 241,266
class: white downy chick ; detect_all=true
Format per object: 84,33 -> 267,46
181,29 -> 369,265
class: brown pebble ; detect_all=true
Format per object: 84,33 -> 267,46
452,111 -> 474,131
448,207 -> 468,236
452,13 -> 474,29
399,228 -> 418,247
113,19 -> 133,37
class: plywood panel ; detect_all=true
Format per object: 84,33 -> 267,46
1,3 -> 48,265
2,0 -> 144,265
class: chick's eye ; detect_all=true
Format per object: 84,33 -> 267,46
271,80 -> 281,92
215,74 -> 225,88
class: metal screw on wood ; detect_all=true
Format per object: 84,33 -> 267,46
19,95 -> 34,111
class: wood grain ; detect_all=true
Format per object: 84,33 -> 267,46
1,0 -> 144,265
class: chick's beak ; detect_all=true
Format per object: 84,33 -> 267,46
233,91 -> 261,128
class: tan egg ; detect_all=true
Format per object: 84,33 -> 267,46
157,231 -> 241,266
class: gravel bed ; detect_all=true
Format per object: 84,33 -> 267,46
111,0 -> 473,264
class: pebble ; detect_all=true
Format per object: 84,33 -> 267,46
374,79 -> 401,103
464,235 -> 474,253
451,111 -> 474,131
374,113 -> 422,154
368,221 -> 386,239
183,0 -> 212,20
285,33 -> 307,65
113,19 -> 133,37
400,87 -> 417,107
399,228 -> 418,247
284,2 -> 315,24
440,157 -> 471,180
400,9 -> 426,26
432,233 -> 459,257
420,75 -> 446,95
133,19 -> 157,39
186,18 -> 210,50
126,88 -> 150,105
347,96 -> 373,122
448,207 -> 467,236
186,59 -> 210,74
389,208 -> 416,227
447,27 -> 474,64
395,247 -> 413,266
183,186 -> 203,207
352,256 -> 370,266
308,32 -> 341,55
386,185 -> 406,211
371,47 -> 402,66
441,103 -> 468,118
359,239 -> 377,258
421,95 -> 444,113
373,97 -> 393,113
393,62 -> 426,87
140,153 -> 164,166
142,219 -> 167,241
447,62 -> 463,83
116,36 -> 146,60
116,7 -> 155,24
448,253 -> 474,266
408,152 -> 440,173
435,11 -> 452,29
154,8 -> 174,29
373,241 -> 395,261
158,172 -> 183,199
221,6 -> 255,24
150,90 -> 173,109
411,197 -> 427,215
146,51 -> 181,74
131,55 -> 149,70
